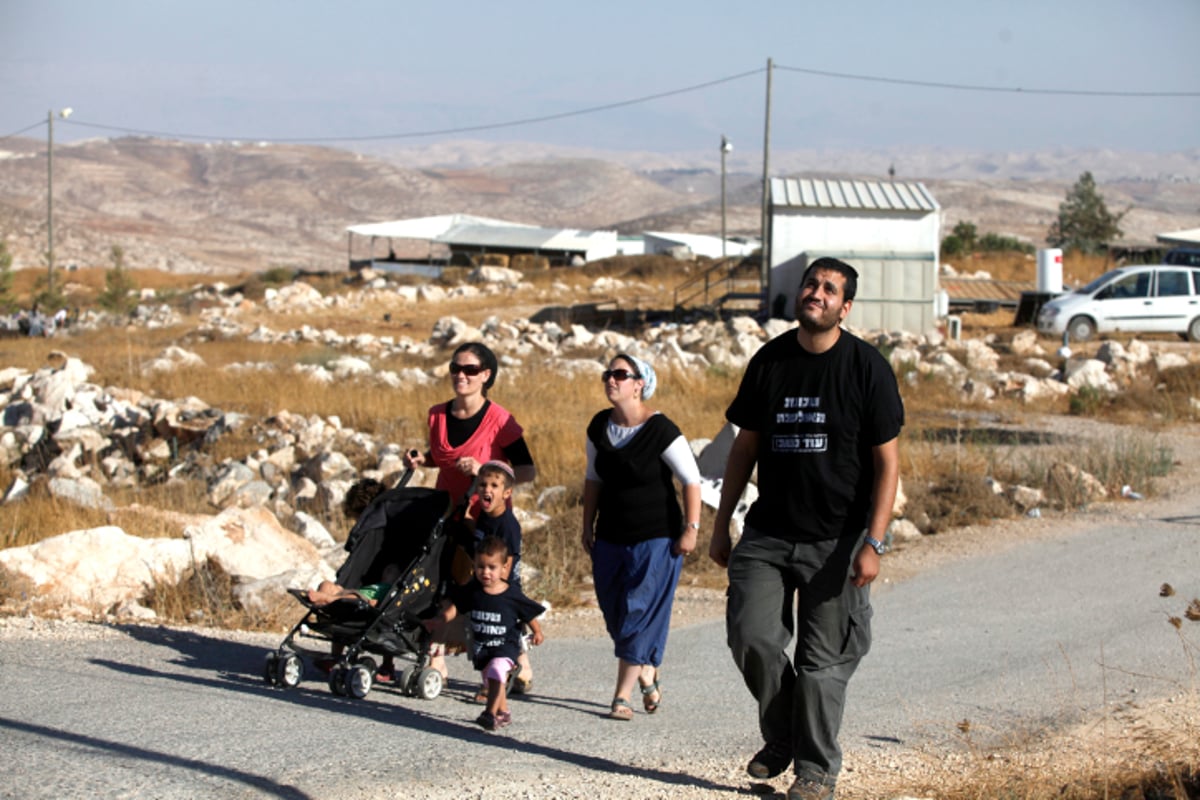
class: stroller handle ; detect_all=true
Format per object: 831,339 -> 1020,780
395,468 -> 414,489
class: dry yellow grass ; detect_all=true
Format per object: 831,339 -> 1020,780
0,254 -> 1190,607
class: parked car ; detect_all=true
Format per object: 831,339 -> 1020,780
1036,264 -> 1200,342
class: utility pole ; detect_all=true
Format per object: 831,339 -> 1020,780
720,135 -> 732,258
759,58 -> 773,309
47,109 -> 55,296
46,107 -> 72,298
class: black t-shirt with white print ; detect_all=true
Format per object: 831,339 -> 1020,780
726,329 -> 904,542
450,580 -> 544,670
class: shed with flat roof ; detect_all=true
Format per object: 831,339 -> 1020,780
769,177 -> 941,333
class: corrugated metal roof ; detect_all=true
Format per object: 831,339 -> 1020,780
348,215 -> 614,252
438,223 -> 612,252
346,214 -> 530,239
771,178 -> 938,212
1158,227 -> 1200,246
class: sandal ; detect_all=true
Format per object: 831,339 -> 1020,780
511,675 -> 533,695
608,697 -> 634,721
472,685 -> 489,705
639,674 -> 662,714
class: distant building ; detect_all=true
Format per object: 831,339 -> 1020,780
346,214 -> 619,272
768,177 -> 941,333
1157,227 -> 1200,248
643,232 -> 758,260
615,236 -> 645,256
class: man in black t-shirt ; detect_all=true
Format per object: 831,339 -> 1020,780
710,257 -> 904,800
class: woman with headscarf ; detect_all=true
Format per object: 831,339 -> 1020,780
581,353 -> 702,720
403,341 -> 537,686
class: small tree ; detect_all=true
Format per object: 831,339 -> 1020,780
1047,171 -> 1125,255
0,240 -> 14,313
97,244 -> 139,314
941,220 -> 978,257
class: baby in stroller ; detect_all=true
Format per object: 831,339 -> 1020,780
264,474 -> 461,700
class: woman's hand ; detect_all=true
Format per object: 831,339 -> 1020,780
673,526 -> 698,557
455,456 -> 479,476
403,449 -> 426,469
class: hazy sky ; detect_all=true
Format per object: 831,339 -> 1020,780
2,0 -> 1197,160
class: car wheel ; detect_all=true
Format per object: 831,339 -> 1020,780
1067,316 -> 1096,342
1189,317 -> 1200,343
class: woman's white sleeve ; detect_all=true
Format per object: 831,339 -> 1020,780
585,438 -> 601,482
661,435 -> 701,485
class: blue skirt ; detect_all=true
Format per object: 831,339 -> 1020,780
591,537 -> 683,666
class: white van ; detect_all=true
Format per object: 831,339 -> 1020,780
1036,264 -> 1200,342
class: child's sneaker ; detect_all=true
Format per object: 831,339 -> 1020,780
475,711 -> 497,731
495,710 -> 512,729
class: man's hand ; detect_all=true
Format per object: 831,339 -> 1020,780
709,521 -> 732,568
850,545 -> 880,587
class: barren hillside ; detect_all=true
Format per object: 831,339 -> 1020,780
1,136 -> 1197,275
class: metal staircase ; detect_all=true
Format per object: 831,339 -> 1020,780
672,257 -> 765,319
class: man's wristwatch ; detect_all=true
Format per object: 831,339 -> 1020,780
864,535 -> 886,555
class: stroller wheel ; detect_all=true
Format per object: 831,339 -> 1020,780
263,653 -> 280,686
329,665 -> 348,696
354,655 -> 378,675
346,665 -> 373,699
397,666 -> 416,696
278,654 -> 303,689
415,667 -> 443,700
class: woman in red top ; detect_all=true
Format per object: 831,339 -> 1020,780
403,342 -> 536,682
404,342 -> 535,497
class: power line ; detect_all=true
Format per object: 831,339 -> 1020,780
0,120 -> 47,141
62,67 -> 767,144
4,62 -> 1195,147
777,63 -> 1200,97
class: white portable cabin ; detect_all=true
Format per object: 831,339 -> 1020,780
769,178 -> 941,333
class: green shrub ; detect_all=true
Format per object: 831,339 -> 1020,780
97,245 -> 139,314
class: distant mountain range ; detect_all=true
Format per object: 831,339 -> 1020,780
1,136 -> 1196,275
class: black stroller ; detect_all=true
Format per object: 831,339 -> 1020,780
263,472 -> 462,700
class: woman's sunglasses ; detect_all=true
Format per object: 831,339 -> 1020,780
601,369 -> 641,383
449,362 -> 486,376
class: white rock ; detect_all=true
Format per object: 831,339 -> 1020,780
293,510 -> 338,550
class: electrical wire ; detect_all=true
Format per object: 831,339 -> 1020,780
61,67 -> 766,144
3,62 -> 1196,146
0,121 -> 48,141
776,63 -> 1200,97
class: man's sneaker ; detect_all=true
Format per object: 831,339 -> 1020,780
746,741 -> 791,779
786,776 -> 834,800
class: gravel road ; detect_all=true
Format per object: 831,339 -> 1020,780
2,491 -> 1198,799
